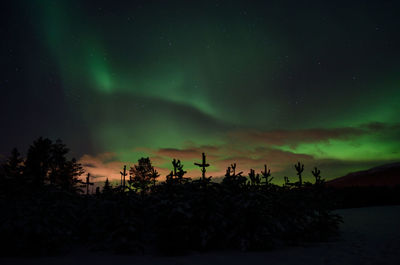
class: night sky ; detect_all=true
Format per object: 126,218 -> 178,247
1,0 -> 400,183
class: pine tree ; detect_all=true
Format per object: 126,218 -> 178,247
294,162 -> 304,187
261,164 -> 273,185
166,159 -> 187,184
23,137 -> 84,192
103,178 -> 112,194
1,148 -> 24,194
61,158 -> 85,192
248,168 -> 261,185
129,157 -> 159,194
312,167 -> 324,186
48,139 -> 69,186
24,137 -> 52,187
194,153 -> 211,184
222,163 -> 246,187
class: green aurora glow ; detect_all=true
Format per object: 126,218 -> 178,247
2,0 -> 400,183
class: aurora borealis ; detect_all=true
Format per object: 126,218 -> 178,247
1,0 -> 400,183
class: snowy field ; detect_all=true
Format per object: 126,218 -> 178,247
1,205 -> 399,265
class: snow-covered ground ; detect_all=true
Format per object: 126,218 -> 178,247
1,205 -> 399,265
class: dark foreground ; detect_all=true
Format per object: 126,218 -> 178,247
1,205 -> 399,265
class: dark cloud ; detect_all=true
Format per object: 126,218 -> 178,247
227,123 -> 400,147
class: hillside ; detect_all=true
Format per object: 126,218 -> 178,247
327,162 -> 400,188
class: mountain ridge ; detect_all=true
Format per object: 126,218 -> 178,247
327,162 -> 400,187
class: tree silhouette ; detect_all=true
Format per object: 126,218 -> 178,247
166,158 -> 187,184
312,167 -> 324,186
248,168 -> 261,185
3,148 -> 23,178
120,165 -> 127,190
103,177 -> 112,194
24,137 -> 53,188
222,163 -> 246,187
261,164 -> 273,185
52,157 -> 84,192
284,176 -> 294,187
1,148 -> 24,194
149,167 -> 160,188
82,173 -> 94,195
129,157 -> 159,194
0,141 -> 344,255
23,137 -> 84,192
48,139 -> 69,186
294,162 -> 304,187
194,152 -> 211,183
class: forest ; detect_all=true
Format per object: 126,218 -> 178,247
1,137 -> 397,256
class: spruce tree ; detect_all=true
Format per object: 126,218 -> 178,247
129,157 -> 159,194
1,148 -> 24,194
103,178 -> 112,194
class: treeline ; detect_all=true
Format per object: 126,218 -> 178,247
0,137 -> 342,256
0,137 -> 84,196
